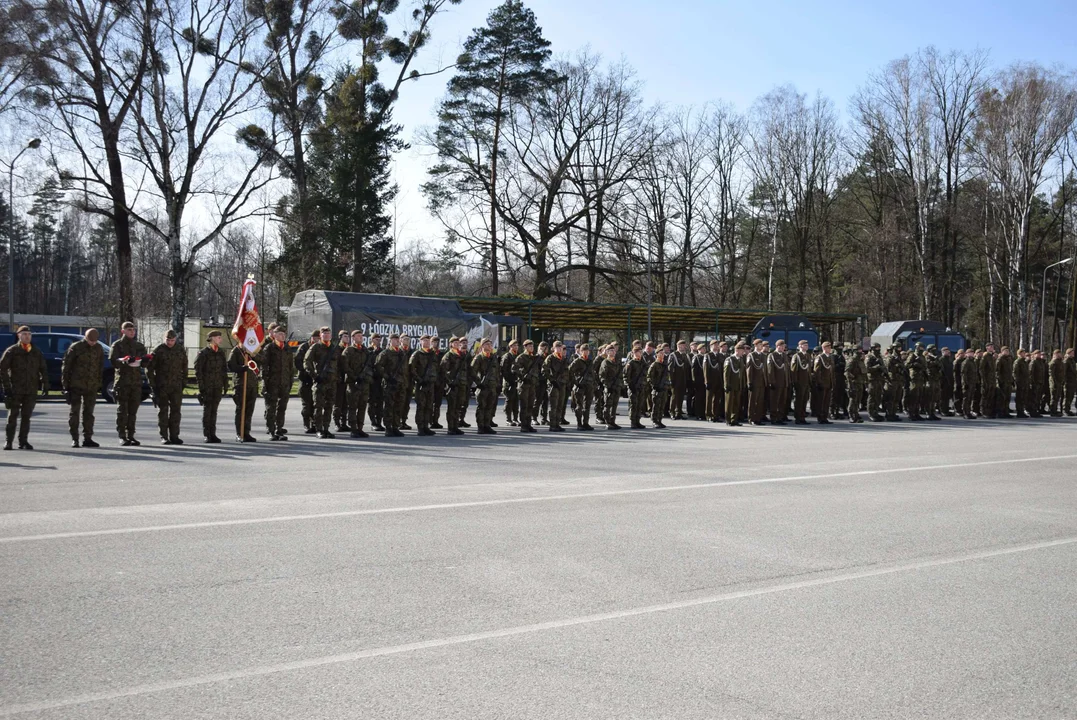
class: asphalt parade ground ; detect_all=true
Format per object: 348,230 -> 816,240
1,399 -> 1076,719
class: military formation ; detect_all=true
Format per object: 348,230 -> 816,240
4,322 -> 1077,450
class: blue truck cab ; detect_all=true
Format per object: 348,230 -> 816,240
870,321 -> 967,353
750,315 -> 820,349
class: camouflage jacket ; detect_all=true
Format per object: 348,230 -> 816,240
304,342 -> 339,382
341,345 -> 372,387
512,351 -> 543,388
375,347 -> 408,390
599,357 -> 623,392
569,355 -> 596,390
62,339 -> 104,393
109,336 -> 149,390
647,358 -> 671,392
470,351 -> 500,390
409,348 -> 439,389
543,352 -> 570,390
194,345 -> 229,393
1,342 -> 48,395
147,343 -> 188,392
258,340 -> 295,394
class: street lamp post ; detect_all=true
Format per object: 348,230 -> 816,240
1040,257 -> 1074,351
7,138 -> 41,331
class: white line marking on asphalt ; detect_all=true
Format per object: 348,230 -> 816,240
1,535 -> 1073,717
2,453 -> 1075,544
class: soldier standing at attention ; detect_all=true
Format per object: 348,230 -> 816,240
258,325 -> 294,440
339,329 -> 370,439
533,341 -> 550,426
845,347 -> 867,423
501,339 -> 521,426
904,343 -> 927,421
470,338 -> 500,434
647,344 -> 671,429
294,329 -> 318,433
367,334 -> 385,431
813,342 -> 835,424
303,327 -> 338,439
61,328 -> 104,448
429,335 -> 445,429
1064,348 -> 1077,416
831,344 -> 848,420
961,348 -> 980,419
1,326 -> 48,450
512,339 -> 541,433
666,340 -> 689,420
568,343 -> 597,431
593,344 -> 607,425
767,338 -> 790,424
332,331 -> 351,433
938,347 -> 954,416
923,345 -> 942,420
723,341 -> 747,427
952,349 -> 965,414
789,339 -> 812,425
865,343 -> 885,421
995,346 -> 1014,419
598,344 -> 623,430
543,341 -> 570,431
1048,349 -> 1065,416
642,340 -> 656,415
883,346 -> 904,422
623,345 -> 647,429
194,330 -> 227,442
409,334 -> 438,436
227,335 -> 260,442
147,329 -> 188,444
1013,349 -> 1031,419
109,321 -> 148,445
978,344 -> 997,418
441,337 -> 469,435
682,342 -> 695,417
375,333 -> 407,437
744,339 -> 767,425
398,335 -> 414,431
703,340 -> 724,422
1029,349 -> 1046,416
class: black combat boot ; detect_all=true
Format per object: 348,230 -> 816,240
71,438 -> 80,448
82,438 -> 99,448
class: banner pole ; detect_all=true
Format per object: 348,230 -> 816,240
240,354 -> 249,439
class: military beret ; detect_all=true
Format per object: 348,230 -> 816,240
350,329 -> 363,337
370,333 -> 381,340
319,326 -> 331,333
419,334 -> 431,341
508,338 -> 519,346
710,339 -> 720,346
539,341 -> 549,348
336,329 -> 347,337
735,340 -> 747,349
822,341 -> 832,349
523,339 -> 534,346
121,321 -> 135,330
164,329 -> 177,339
578,343 -> 590,351
481,337 -> 493,345
927,344 -> 937,350
266,322 -> 278,331
207,330 -> 222,339
275,325 -> 286,334
389,333 -> 400,339
85,328 -> 99,341
16,325 -> 30,333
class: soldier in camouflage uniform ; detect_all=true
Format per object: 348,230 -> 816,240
882,346 -> 904,421
623,345 -> 648,429
543,341 -> 570,432
1013,348 -> 1031,418
398,335 -> 414,431
109,321 -> 148,445
194,330 -> 228,442
304,326 -> 339,438
994,346 -> 1014,419
440,336 -> 469,435
61,328 -> 104,447
1049,349 -> 1065,416
333,330 -> 351,432
865,343 -> 885,421
294,329 -> 319,433
146,328 -> 188,444
227,338 -> 259,442
1064,348 -> 1077,416
569,343 -> 597,431
904,343 -> 927,421
845,347 -> 866,423
375,333 -> 408,437
831,344 -> 848,420
430,335 -> 445,429
1,326 -> 49,450
1029,349 -> 1046,417
471,338 -> 500,434
512,339 -> 542,433
501,339 -> 521,426
961,349 -> 980,419
647,344 -> 671,429
258,325 -> 295,440
598,344 -> 623,430
533,341 -> 550,425
409,334 -> 439,436
367,334 -> 385,431
978,344 -> 997,418
339,329 -> 371,438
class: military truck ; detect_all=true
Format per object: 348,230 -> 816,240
870,320 -> 967,352
749,315 -> 820,349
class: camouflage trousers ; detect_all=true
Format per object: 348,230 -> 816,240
572,386 -> 593,425
517,383 -> 537,430
264,388 -> 289,436
155,388 -> 183,440
68,390 -> 97,440
312,379 -> 336,433
503,382 -> 519,423
347,382 -> 369,431
115,385 -> 142,440
5,393 -> 36,443
233,383 -> 257,437
201,388 -> 223,438
476,385 -> 498,428
444,383 -> 468,431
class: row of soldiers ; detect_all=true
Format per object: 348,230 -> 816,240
4,322 -> 1077,449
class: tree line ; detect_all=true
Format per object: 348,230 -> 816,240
2,0 -> 1076,348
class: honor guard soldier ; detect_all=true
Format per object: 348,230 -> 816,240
512,339 -> 542,433
813,342 -> 835,424
961,348 -> 980,419
978,344 -> 997,418
994,347 -> 1014,418
304,327 -> 339,438
623,345 -> 648,429
831,344 -> 848,420
228,336 -> 259,442
1048,349 -> 1065,416
723,341 -> 747,427
865,343 -> 885,421
845,347 -> 867,423
534,341 -> 551,425
703,340 -> 724,422
409,334 -> 439,436
598,344 -> 623,430
109,321 -> 148,445
333,330 -> 352,432
691,342 -> 707,419
1029,349 -> 1047,416
398,335 -> 414,430
1,326 -> 48,450
667,341 -> 689,420
294,329 -> 319,433
375,333 -> 408,437
767,339 -> 790,424
501,339 -> 521,426
430,335 -> 445,429
1013,349 -> 1031,418
146,328 -> 188,444
790,339 -> 812,424
258,325 -> 294,440
194,330 -> 228,442
61,328 -> 104,448
544,341 -> 571,431
471,338 -> 500,434
568,343 -> 597,431
746,339 -> 767,425
441,336 -> 468,435
366,334 -> 385,431
904,343 -> 928,421
647,344 -> 671,429
340,329 -> 371,438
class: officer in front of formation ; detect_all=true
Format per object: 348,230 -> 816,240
109,321 -> 148,445
61,328 -> 104,448
1,326 -> 49,450
194,330 -> 228,442
146,328 -> 188,444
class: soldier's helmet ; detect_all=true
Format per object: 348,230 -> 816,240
927,344 -> 937,351
915,342 -> 925,350
871,343 -> 881,350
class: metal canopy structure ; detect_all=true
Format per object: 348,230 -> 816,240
451,297 -> 862,337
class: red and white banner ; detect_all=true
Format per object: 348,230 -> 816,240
231,278 -> 264,354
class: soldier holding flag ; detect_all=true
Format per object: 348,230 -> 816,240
229,278 -> 265,443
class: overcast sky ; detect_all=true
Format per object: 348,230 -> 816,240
388,0 -> 1077,250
